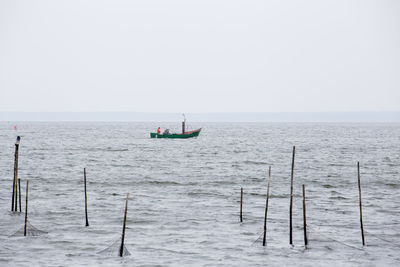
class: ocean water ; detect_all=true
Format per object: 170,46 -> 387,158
0,122 -> 399,266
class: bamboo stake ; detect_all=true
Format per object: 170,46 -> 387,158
240,188 -> 243,223
14,137 -> 20,212
263,166 -> 271,246
289,146 -> 295,245
18,178 -> 22,212
24,180 -> 29,236
120,193 -> 129,257
11,136 -> 20,211
358,162 -> 365,246
302,184 -> 308,248
84,168 -> 89,227
11,165 -> 15,211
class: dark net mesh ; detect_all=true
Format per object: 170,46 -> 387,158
9,220 -> 48,237
307,225 -> 363,250
98,237 -> 131,256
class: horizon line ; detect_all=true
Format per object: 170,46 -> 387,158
1,111 -> 399,113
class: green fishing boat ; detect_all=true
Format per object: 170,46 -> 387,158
150,128 -> 201,139
150,115 -> 201,139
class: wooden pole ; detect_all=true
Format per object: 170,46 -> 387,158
289,145 -> 295,245
84,168 -> 89,227
240,187 -> 243,223
263,166 -> 271,246
12,173 -> 15,211
14,137 -> 20,212
120,193 -> 129,257
24,180 -> 29,236
18,178 -> 22,212
357,162 -> 365,246
11,136 -> 20,211
302,184 -> 308,248
11,157 -> 15,211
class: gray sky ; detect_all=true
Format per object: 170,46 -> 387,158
0,0 -> 399,113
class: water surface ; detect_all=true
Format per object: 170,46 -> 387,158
0,122 -> 399,266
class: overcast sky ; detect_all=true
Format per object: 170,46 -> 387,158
0,0 -> 399,113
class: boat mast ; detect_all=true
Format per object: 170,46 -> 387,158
182,114 -> 186,134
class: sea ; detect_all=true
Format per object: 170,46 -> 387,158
0,122 -> 399,266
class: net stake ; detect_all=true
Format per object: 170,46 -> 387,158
18,178 -> 22,212
11,136 -> 20,211
240,188 -> 243,223
263,166 -> 271,246
358,162 -> 365,246
24,180 -> 29,236
120,193 -> 129,257
289,146 -> 295,245
302,184 -> 308,248
84,168 -> 89,227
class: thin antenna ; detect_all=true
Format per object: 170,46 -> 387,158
182,114 -> 186,134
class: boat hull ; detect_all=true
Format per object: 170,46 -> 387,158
150,128 -> 201,139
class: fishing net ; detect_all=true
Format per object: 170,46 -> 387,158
250,231 -> 265,246
9,220 -> 48,237
98,237 -> 131,256
307,225 -> 363,250
306,225 -> 334,247
364,230 -> 400,248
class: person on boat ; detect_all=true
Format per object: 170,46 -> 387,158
163,129 -> 170,135
157,127 -> 161,134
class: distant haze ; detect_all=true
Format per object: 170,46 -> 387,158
1,1 -> 399,113
1,111 -> 399,122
